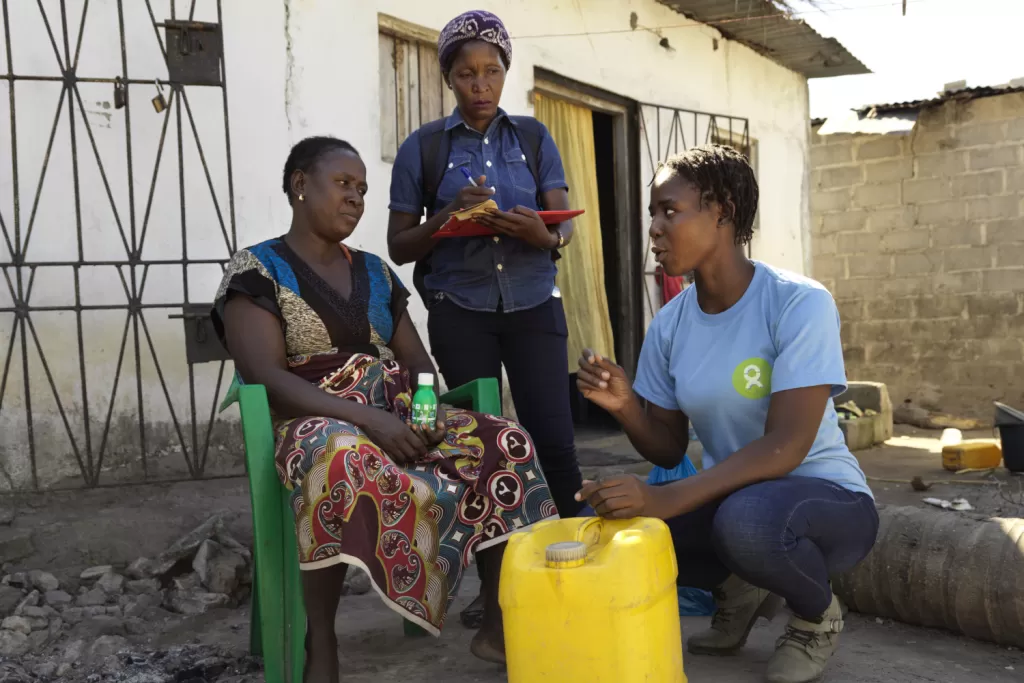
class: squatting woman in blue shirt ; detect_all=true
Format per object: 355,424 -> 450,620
387,10 -> 583,628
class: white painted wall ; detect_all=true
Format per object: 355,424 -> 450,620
0,0 -> 810,489
285,0 -> 811,322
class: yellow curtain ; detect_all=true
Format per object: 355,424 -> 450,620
534,93 -> 616,371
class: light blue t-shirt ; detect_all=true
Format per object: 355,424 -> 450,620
633,261 -> 872,498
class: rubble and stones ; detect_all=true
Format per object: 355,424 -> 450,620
0,585 -> 23,615
0,516 -> 257,682
80,566 -> 114,582
124,559 -> 152,581
43,590 -> 72,607
27,572 -> 59,594
125,580 -> 160,596
0,629 -> 30,658
193,541 -> 247,597
89,635 -> 129,659
2,616 -> 32,635
165,590 -> 230,617
96,574 -> 125,595
76,588 -> 108,608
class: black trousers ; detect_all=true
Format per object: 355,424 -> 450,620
427,295 -> 583,518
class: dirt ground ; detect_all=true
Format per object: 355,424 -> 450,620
854,426 -> 1024,518
1,425 -> 1022,682
333,573 -> 1023,683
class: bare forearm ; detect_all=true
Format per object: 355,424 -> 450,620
655,431 -> 807,518
542,187 -> 573,248
615,395 -> 688,468
389,210 -> 452,265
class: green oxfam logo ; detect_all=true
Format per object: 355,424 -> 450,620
732,358 -> 772,399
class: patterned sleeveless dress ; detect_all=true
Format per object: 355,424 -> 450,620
212,238 -> 557,634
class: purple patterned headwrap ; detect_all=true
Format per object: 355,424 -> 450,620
437,10 -> 512,72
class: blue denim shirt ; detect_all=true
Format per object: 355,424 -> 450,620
389,108 -> 568,313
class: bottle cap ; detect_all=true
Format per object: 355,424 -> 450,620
545,541 -> 587,568
417,373 -> 434,387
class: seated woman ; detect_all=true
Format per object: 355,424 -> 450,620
212,136 -> 557,681
575,146 -> 878,683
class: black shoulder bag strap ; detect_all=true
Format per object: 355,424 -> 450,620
509,116 -> 560,261
414,119 -> 451,301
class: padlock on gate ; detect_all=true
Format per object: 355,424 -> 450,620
113,77 -> 126,109
152,80 -> 168,113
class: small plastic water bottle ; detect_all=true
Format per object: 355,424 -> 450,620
412,373 -> 438,428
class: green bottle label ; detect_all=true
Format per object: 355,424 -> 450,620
412,390 -> 437,427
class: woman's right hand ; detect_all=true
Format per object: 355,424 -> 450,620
449,175 -> 495,211
577,349 -> 633,414
359,410 -> 427,466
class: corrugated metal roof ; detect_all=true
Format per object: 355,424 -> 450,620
857,84 -> 1024,115
656,0 -> 869,78
815,109 -> 918,135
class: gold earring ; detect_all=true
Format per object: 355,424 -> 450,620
298,194 -> 305,202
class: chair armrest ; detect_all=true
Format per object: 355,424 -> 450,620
440,377 -> 502,416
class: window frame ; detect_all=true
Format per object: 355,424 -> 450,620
378,14 -> 455,162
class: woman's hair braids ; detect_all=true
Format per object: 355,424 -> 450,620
663,144 -> 759,245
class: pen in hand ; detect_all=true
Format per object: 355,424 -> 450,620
454,169 -> 494,216
460,167 -> 479,187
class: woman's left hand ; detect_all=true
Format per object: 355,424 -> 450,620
408,407 -> 447,451
476,206 -> 556,250
575,475 -> 672,520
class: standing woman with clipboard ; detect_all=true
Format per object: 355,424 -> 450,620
388,10 -> 584,626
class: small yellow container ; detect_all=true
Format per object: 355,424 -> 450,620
500,517 -> 686,683
942,441 -> 1002,471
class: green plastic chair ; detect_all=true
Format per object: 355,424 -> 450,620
238,378 -> 502,683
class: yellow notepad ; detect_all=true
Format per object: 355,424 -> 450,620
449,199 -> 498,222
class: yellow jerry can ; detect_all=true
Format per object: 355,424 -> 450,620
941,441 -> 1002,471
500,516 -> 686,683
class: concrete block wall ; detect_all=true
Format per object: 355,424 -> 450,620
810,93 -> 1024,420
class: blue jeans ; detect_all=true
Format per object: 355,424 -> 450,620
667,476 -> 878,618
586,476 -> 878,619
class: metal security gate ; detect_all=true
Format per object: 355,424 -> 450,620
0,0 -> 237,491
638,103 -> 751,322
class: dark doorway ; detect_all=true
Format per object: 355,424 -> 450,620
593,111 -> 623,366
532,69 -> 642,432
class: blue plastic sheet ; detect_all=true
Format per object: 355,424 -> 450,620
648,447 -> 715,617
647,457 -> 699,484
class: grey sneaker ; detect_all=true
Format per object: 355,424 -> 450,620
765,593 -> 844,683
687,575 -> 783,656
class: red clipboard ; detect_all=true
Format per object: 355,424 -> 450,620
433,209 -> 585,239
